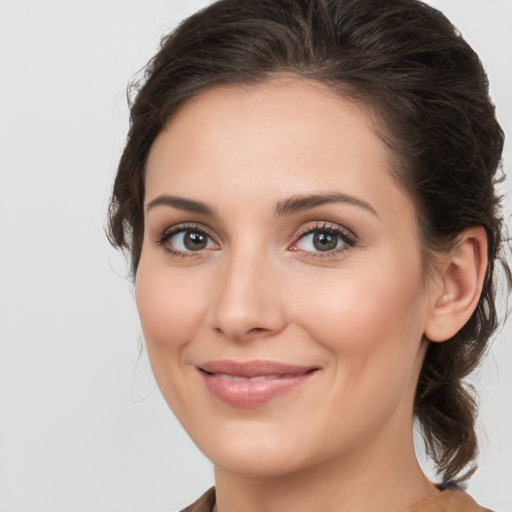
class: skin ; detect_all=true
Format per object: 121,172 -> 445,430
135,80 -> 481,512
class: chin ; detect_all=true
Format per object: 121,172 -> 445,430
210,449 -> 310,478
187,422 -> 308,477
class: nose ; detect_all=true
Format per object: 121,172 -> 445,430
207,248 -> 287,342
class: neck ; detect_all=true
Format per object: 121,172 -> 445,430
213,420 -> 437,512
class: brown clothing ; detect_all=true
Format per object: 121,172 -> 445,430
181,488 -> 215,512
408,487 -> 492,512
180,486 -> 492,512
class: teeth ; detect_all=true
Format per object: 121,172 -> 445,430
251,374 -> 281,381
214,373 -> 286,382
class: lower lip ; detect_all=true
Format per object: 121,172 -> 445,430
199,370 -> 316,407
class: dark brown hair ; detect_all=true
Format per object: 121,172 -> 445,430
108,0 -> 510,483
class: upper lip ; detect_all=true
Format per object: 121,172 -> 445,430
198,359 -> 319,378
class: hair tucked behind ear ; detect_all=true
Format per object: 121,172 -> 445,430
108,0 -> 510,483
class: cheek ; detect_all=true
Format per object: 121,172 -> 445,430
135,264 -> 208,354
286,260 -> 427,439
134,262 -> 217,418
289,256 -> 427,361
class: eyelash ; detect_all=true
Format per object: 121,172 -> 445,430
155,223 -> 219,259
291,223 -> 356,260
154,222 -> 356,260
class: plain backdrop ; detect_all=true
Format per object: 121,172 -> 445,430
0,1 -> 511,511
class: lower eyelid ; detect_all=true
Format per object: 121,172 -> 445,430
299,246 -> 351,261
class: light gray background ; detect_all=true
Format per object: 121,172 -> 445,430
0,1 -> 511,511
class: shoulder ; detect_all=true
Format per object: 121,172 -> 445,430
180,487 -> 216,512
409,487 -> 494,512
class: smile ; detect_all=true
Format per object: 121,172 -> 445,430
198,360 -> 319,407
211,373 -> 298,382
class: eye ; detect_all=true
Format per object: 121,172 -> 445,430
289,224 -> 356,255
156,224 -> 219,256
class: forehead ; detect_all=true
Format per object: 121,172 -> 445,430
147,79 -> 391,184
144,79 -> 416,226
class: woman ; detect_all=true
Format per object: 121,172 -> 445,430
108,0 -> 510,510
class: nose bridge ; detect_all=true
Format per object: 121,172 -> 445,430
209,240 -> 285,340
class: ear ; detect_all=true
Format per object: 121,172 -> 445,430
424,227 -> 488,343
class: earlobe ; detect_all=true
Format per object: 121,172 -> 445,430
424,227 -> 488,343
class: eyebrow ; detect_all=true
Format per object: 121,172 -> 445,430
146,194 -> 217,216
145,191 -> 378,218
274,192 -> 378,217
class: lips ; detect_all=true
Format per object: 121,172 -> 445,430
198,360 -> 319,407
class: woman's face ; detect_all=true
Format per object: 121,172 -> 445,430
136,80 -> 437,477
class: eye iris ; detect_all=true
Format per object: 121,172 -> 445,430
184,231 -> 207,250
313,231 -> 338,251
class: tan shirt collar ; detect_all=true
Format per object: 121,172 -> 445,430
182,486 -> 492,512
